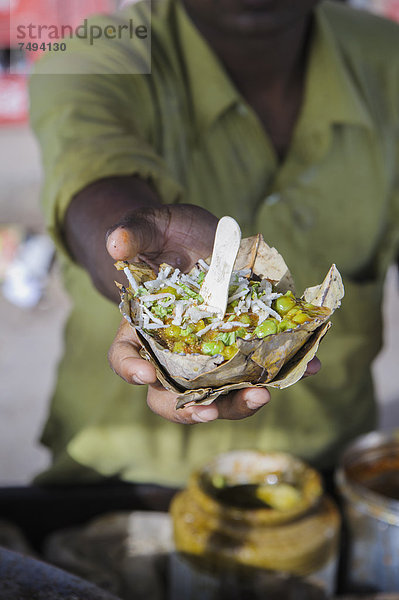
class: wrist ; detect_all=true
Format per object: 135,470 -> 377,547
64,176 -> 162,302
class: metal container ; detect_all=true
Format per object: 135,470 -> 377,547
336,430 -> 399,592
170,450 -> 340,599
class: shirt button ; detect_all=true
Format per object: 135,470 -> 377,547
263,193 -> 280,206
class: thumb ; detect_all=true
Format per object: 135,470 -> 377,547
106,226 -> 140,261
106,207 -> 165,262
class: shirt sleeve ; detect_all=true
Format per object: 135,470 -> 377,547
29,18 -> 183,253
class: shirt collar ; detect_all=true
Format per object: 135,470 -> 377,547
303,2 -> 374,132
173,0 -> 374,134
174,0 -> 240,132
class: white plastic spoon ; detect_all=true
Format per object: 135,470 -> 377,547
200,216 -> 242,319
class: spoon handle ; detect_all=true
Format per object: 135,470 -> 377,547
200,216 -> 242,318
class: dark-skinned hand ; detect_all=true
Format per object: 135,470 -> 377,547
106,204 -> 320,424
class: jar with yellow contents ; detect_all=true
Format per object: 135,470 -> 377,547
169,451 -> 340,599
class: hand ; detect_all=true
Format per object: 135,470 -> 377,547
106,201 -> 320,423
106,204 -> 272,422
64,177 -> 218,301
108,320 -> 272,424
108,320 -> 321,424
106,203 -> 219,272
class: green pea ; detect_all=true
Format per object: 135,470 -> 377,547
222,345 -> 238,361
194,320 -> 206,332
173,341 -> 186,353
164,325 -> 181,339
302,302 -> 316,310
254,319 -> 278,338
278,319 -> 297,332
180,325 -> 194,336
238,313 -> 252,325
274,294 -> 296,315
201,340 -> 225,356
292,311 -> 310,325
184,334 -> 198,346
235,327 -> 248,339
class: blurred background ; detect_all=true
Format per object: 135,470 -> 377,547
0,0 -> 398,486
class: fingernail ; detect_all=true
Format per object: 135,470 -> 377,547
246,390 -> 269,411
191,406 -> 218,423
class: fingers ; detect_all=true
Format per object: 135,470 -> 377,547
106,204 -> 219,271
303,356 -> 321,377
106,207 -> 165,262
109,320 -> 271,424
108,320 -> 157,385
146,384 -> 208,425
212,387 -> 271,420
146,384 -> 270,425
106,226 -> 140,262
110,318 -> 315,424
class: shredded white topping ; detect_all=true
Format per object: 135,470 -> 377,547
228,286 -> 249,303
172,300 -> 190,326
197,259 -> 209,271
252,299 -> 282,324
141,293 -> 175,306
260,279 -> 273,294
266,293 -> 284,302
180,273 -> 201,290
236,299 -> 248,314
123,267 -> 139,292
238,269 -> 251,277
142,305 -> 163,325
185,306 -> 215,323
196,323 -> 214,337
143,279 -> 162,292
160,265 -> 173,279
219,321 -> 249,330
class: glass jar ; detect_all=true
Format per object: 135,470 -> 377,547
170,450 -> 340,599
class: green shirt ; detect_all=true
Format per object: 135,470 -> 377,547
29,0 -> 399,485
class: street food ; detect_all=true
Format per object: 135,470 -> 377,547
116,234 -> 344,407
